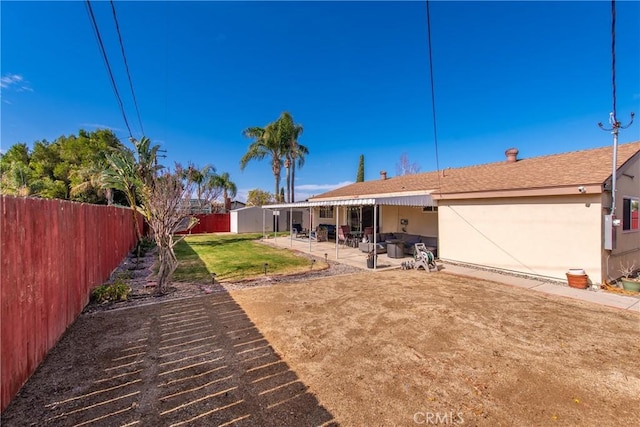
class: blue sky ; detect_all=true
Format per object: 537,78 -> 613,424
2,0 -> 639,202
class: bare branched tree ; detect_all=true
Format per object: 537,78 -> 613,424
395,153 -> 421,176
138,164 -> 197,295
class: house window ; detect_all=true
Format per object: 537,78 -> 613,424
319,206 -> 334,219
622,197 -> 639,231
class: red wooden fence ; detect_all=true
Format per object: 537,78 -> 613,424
177,213 -> 230,234
0,196 -> 142,412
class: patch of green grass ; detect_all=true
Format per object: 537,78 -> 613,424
173,233 -> 321,282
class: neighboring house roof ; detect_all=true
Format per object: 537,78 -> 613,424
234,205 -> 263,211
179,198 -> 213,214
311,141 -> 640,201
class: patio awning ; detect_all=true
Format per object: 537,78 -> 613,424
264,193 -> 434,209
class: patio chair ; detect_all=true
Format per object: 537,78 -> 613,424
292,223 -> 308,238
363,226 -> 374,240
413,243 -> 436,272
338,225 -> 355,247
362,226 -> 374,246
311,227 -> 328,242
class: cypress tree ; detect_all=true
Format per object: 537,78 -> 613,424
356,154 -> 365,182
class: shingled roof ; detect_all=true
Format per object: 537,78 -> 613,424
311,141 -> 640,200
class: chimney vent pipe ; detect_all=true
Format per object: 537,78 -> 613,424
505,148 -> 519,163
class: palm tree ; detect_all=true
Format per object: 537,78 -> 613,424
130,136 -> 163,186
182,163 -> 216,211
277,112 -> 306,203
70,164 -> 113,204
211,172 -> 237,211
289,140 -> 308,203
102,149 -> 143,239
240,121 -> 286,201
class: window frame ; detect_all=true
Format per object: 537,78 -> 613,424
319,206 -> 334,219
622,196 -> 639,232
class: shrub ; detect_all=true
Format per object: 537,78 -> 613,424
134,237 -> 156,257
91,279 -> 131,304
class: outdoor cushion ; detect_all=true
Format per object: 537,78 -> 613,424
404,234 -> 421,245
359,241 -> 387,254
421,236 -> 438,247
379,233 -> 396,241
400,235 -> 438,256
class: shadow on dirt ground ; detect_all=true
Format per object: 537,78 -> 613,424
1,286 -> 337,426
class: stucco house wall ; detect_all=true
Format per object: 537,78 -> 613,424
380,206 -> 438,237
438,194 -> 604,281
312,206 -> 335,226
605,153 -> 640,280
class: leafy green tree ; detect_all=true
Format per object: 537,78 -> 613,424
30,140 -> 60,179
0,159 -> 35,196
31,177 -> 68,199
356,154 -> 365,182
29,140 -> 68,198
246,189 -> 275,206
0,143 -> 33,195
1,129 -> 127,203
68,129 -> 127,203
0,143 -> 30,174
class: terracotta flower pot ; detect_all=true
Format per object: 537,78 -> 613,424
566,273 -> 589,289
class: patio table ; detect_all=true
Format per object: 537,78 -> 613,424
349,231 -> 364,248
386,239 -> 405,258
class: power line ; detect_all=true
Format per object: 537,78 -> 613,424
610,0 -> 617,121
425,0 -> 442,192
598,0 -> 634,217
110,0 -> 144,136
85,0 -> 133,138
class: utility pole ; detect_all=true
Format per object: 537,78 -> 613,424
599,0 -> 635,251
155,149 -> 167,168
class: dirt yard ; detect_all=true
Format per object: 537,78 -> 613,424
2,270 -> 639,426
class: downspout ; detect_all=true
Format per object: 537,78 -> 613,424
610,122 -> 619,216
309,208 -> 312,253
289,206 -> 293,247
335,205 -> 339,260
373,202 -> 377,270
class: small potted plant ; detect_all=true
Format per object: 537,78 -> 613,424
619,261 -> 640,293
366,250 -> 377,269
566,268 -> 589,289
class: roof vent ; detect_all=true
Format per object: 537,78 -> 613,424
505,148 -> 519,163
380,170 -> 387,180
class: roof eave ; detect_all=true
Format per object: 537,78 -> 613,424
309,189 -> 432,201
433,184 -> 604,200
